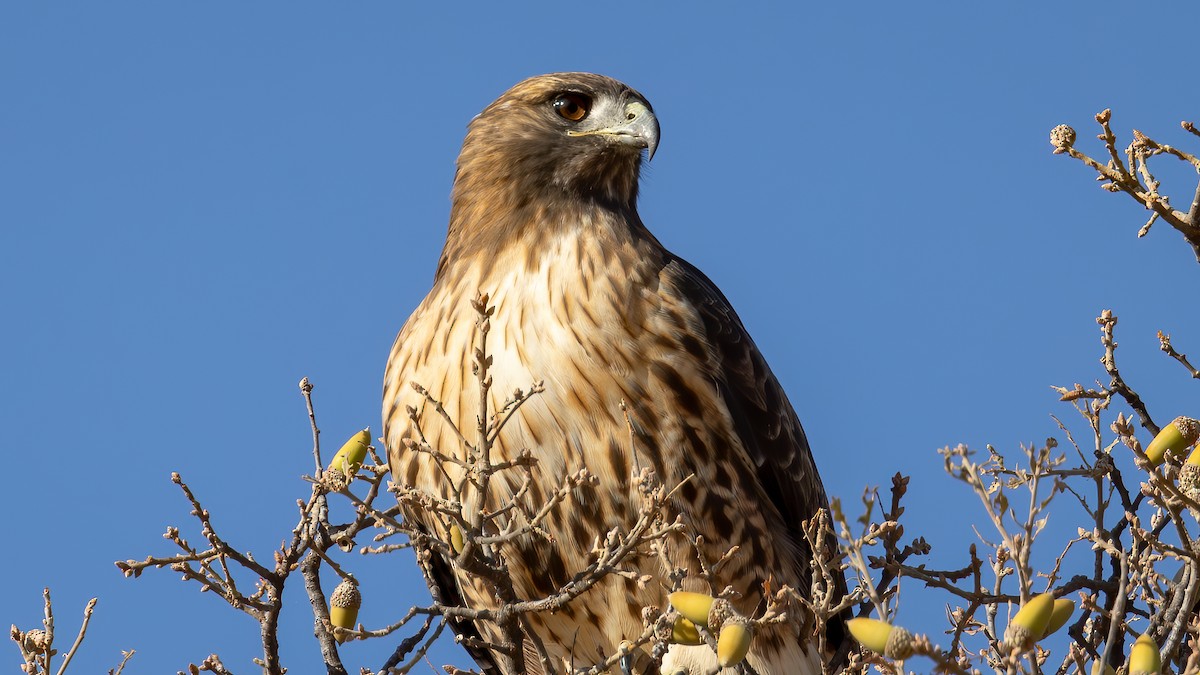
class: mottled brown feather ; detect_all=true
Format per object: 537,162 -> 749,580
383,73 -> 841,675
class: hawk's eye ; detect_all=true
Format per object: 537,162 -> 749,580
553,93 -> 591,122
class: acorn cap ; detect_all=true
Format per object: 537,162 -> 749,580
884,625 -> 915,660
1182,462 -> 1200,493
1004,592 -> 1054,651
1129,632 -> 1161,675
1042,598 -> 1075,638
1049,124 -> 1076,152
1145,417 -> 1200,467
667,591 -> 716,627
716,620 -> 753,667
21,629 -> 50,654
321,467 -> 349,493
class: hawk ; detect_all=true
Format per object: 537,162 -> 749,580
383,73 -> 842,674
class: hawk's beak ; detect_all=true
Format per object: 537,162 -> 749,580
617,100 -> 659,161
569,99 -> 660,161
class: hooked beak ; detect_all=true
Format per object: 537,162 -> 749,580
568,99 -> 660,161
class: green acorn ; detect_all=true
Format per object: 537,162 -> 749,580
328,428 -> 371,477
329,580 -> 362,644
1004,592 -> 1054,651
667,591 -> 715,626
716,620 -> 753,667
1091,661 -> 1117,675
846,617 -> 914,659
449,524 -> 465,555
1145,417 -> 1200,467
1042,598 -> 1075,638
1129,632 -> 1161,675
670,617 -> 704,645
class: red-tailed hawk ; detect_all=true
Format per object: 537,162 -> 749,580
384,73 -> 842,674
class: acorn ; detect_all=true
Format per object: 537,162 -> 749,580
329,579 -> 362,643
1129,632 -> 1161,675
846,617 -> 914,659
1042,598 -> 1075,638
1145,417 -> 1200,467
671,616 -> 704,645
1004,592 -> 1054,651
449,524 -> 465,555
667,591 -> 716,626
1186,445 -> 1200,466
716,620 -> 753,667
328,428 -> 371,477
1091,661 -> 1117,675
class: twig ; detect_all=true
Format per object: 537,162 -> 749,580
1159,331 -> 1200,380
1096,310 -> 1157,436
53,598 -> 96,675
109,650 -> 135,675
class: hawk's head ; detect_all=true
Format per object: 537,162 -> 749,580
454,73 -> 659,214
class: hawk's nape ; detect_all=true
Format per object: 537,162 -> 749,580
383,73 -> 845,674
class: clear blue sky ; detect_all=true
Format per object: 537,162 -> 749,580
3,3 -> 1199,672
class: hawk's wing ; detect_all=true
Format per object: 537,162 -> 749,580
663,255 -> 830,541
663,255 -> 848,643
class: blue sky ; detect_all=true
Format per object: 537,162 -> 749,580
3,2 -> 1200,672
